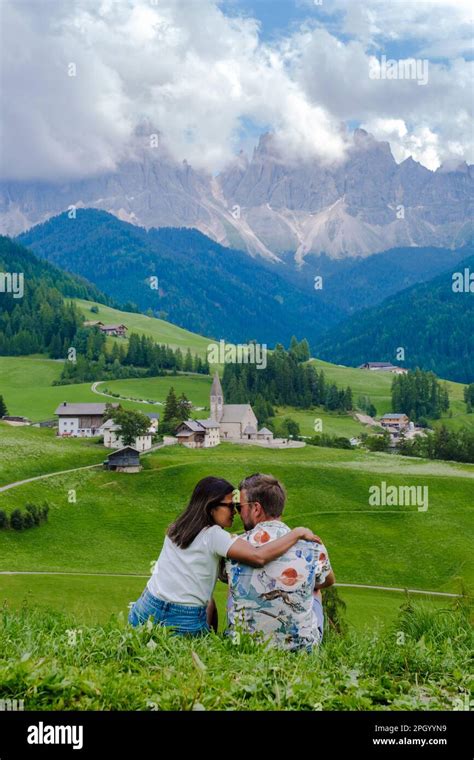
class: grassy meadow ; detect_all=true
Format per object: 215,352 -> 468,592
73,298 -> 212,356
0,429 -> 472,634
0,355 -> 210,421
0,302 -> 473,713
311,358 -> 474,432
1,601 -> 471,711
0,423 -> 105,486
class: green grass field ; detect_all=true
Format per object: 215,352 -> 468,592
0,429 -> 472,632
100,374 -> 212,410
272,405 -> 364,438
311,358 -> 473,432
0,573 -> 453,632
0,423 -> 105,486
73,298 -> 212,356
2,601 -> 471,710
1,301 -> 472,641
0,356 -> 209,422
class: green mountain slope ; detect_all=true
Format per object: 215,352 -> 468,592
318,257 -> 474,383
17,209 -> 343,347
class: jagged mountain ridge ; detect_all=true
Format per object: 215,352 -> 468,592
1,129 -> 472,260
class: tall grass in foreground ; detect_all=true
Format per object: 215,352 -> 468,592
0,598 -> 472,711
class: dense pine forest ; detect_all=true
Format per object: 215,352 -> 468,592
391,369 -> 450,423
319,255 -> 474,383
0,237 -> 105,357
222,339 -> 353,416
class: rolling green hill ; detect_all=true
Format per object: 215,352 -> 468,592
311,358 -> 474,432
0,435 -> 471,636
0,355 -> 211,422
74,298 -> 212,356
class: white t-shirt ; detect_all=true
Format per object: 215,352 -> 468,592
147,525 -> 237,606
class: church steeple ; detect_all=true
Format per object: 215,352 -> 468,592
210,372 -> 224,422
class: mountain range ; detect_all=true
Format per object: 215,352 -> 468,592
16,209 -> 474,382
2,127 -> 473,261
17,209 -> 342,346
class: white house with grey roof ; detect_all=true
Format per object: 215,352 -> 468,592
55,402 -> 119,437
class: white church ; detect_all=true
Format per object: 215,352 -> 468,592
175,373 -> 273,448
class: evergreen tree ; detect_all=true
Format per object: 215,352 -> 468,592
0,394 -> 8,417
184,348 -> 193,372
162,387 -> 180,433
176,393 -> 193,422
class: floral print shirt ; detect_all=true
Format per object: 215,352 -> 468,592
225,520 -> 332,651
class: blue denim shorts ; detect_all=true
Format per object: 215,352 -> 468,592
128,587 -> 210,636
312,596 -> 324,642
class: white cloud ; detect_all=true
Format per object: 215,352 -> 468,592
287,24 -> 473,169
0,0 -> 471,181
0,0 -> 346,180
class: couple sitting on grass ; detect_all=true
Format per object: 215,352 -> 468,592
129,473 -> 335,652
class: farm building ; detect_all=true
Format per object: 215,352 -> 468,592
176,419 -> 220,448
358,362 -> 407,374
100,324 -> 128,337
104,446 -> 141,473
257,427 -> 274,442
380,413 -> 410,431
55,402 -> 119,437
83,321 -> 127,337
101,414 -> 158,451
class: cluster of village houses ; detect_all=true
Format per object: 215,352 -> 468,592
49,374 -> 277,452
2,362 -> 427,471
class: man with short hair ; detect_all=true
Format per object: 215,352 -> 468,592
225,473 -> 335,651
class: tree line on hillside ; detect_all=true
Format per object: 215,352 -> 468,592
391,369 -> 449,424
464,383 -> 474,412
0,284 -> 82,358
0,237 -> 107,358
398,425 -> 474,463
0,503 -> 50,531
56,328 -> 209,385
318,255 -> 474,384
222,341 -> 353,415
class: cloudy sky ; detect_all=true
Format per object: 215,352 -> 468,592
1,0 -> 472,181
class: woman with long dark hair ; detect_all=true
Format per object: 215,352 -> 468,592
128,475 -> 317,636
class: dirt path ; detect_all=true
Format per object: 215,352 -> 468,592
0,463 -> 102,493
0,571 -> 462,597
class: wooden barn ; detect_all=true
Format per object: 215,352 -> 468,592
104,446 -> 141,473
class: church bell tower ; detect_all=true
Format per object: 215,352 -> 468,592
210,372 -> 224,422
